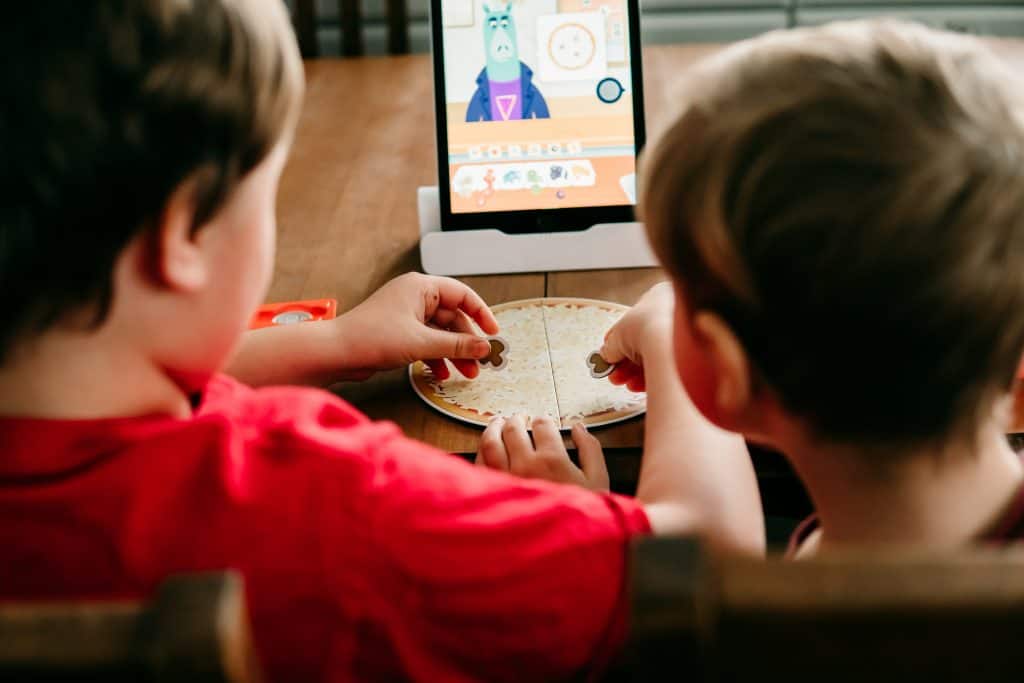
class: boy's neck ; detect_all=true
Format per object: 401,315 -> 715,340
0,325 -> 192,420
779,409 -> 1024,551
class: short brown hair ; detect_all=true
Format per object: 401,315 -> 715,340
0,0 -> 303,359
642,20 -> 1024,445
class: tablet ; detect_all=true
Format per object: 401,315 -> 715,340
430,0 -> 646,232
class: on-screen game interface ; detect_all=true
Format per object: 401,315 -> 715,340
439,0 -> 638,213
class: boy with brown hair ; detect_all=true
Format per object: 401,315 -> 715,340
552,20 -> 1024,555
0,1 -> 761,680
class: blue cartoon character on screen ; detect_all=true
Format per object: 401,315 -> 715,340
465,3 -> 550,122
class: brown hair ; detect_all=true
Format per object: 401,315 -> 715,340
642,20 -> 1024,445
0,0 -> 303,359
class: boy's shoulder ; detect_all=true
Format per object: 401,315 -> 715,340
185,374 -> 457,494
197,373 -> 398,456
0,374 -> 423,500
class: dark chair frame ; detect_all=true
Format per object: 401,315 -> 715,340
0,572 -> 261,682
625,537 -> 1024,682
294,0 -> 410,57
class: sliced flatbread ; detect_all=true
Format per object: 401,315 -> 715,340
542,301 -> 646,423
411,302 -> 559,424
409,298 -> 646,429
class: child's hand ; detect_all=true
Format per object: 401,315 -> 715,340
475,416 -> 609,491
599,282 -> 676,393
335,273 -> 499,380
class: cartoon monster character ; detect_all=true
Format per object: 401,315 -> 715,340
465,3 -> 550,122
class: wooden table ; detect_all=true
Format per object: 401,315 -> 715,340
271,40 -> 1024,476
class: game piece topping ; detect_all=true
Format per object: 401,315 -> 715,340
480,336 -> 510,371
586,351 -> 615,379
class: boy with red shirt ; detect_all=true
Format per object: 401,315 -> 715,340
0,1 -> 762,680
484,21 -> 1024,557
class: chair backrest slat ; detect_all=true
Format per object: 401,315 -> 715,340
0,572 -> 261,683
386,0 -> 410,55
294,0 -> 320,58
0,603 -> 144,676
293,0 -> 410,57
628,537 -> 1024,682
338,0 -> 365,57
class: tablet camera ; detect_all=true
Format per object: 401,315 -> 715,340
596,77 -> 625,104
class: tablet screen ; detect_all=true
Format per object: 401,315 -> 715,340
437,0 -> 640,215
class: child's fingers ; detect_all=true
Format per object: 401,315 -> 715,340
608,364 -> 634,386
572,423 -> 609,490
429,307 -> 459,328
438,313 -> 485,376
501,415 -> 535,466
530,416 -> 565,455
620,359 -> 643,376
626,374 -> 646,393
477,417 -> 510,471
608,360 -> 643,385
423,312 -> 487,378
431,277 -> 500,336
433,308 -> 479,336
425,315 -> 486,377
425,359 -> 450,380
422,328 -> 491,362
451,312 -> 490,371
599,338 -> 627,365
451,358 -> 480,379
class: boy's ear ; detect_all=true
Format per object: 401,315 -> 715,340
483,4 -> 491,14
692,311 -> 754,431
150,175 -> 209,293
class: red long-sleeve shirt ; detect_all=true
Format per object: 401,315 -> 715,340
0,374 -> 650,681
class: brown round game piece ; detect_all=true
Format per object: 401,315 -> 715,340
479,336 -> 510,370
586,351 -> 615,379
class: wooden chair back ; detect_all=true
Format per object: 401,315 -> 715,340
0,572 -> 261,682
293,0 -> 409,57
627,537 -> 1024,682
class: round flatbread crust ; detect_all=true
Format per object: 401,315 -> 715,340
409,297 -> 647,430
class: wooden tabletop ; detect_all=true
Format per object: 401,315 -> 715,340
271,40 -> 1024,456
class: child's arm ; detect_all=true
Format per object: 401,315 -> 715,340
225,273 -> 498,386
605,283 -> 764,554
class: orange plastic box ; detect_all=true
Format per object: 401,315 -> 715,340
248,299 -> 338,329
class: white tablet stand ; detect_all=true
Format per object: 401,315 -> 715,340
417,186 -> 657,276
